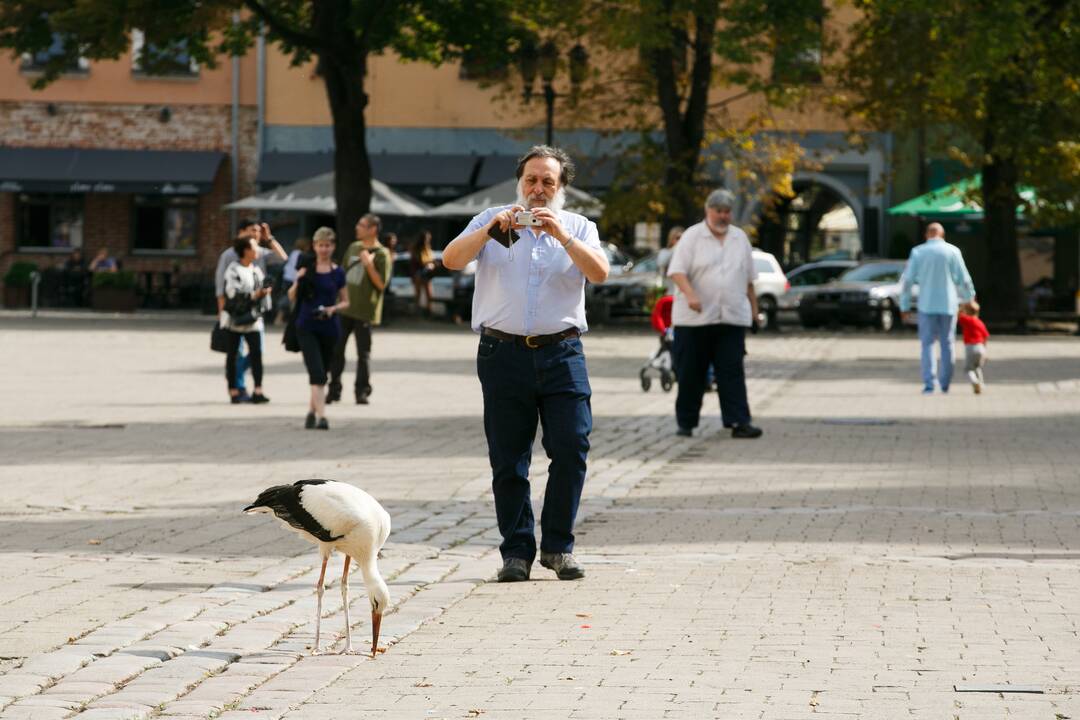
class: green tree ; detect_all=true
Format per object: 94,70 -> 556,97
838,0 -> 1080,320
0,1 -> 517,247
523,0 -> 829,233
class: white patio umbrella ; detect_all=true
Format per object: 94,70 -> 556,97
429,178 -> 603,219
225,172 -> 430,216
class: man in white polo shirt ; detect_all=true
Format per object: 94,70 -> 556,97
667,188 -> 763,439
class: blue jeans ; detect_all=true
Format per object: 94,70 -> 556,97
917,312 -> 956,391
476,333 -> 592,562
233,327 -> 266,390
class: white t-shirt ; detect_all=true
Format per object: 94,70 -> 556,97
666,221 -> 756,327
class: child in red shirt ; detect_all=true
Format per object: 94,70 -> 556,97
957,301 -> 989,393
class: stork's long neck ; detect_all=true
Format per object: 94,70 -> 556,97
361,558 -> 389,611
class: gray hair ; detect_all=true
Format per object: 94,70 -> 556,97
516,145 -> 576,186
312,226 -> 336,244
705,188 -> 737,211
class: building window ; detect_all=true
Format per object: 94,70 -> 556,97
131,30 -> 198,78
16,194 -> 84,250
20,33 -> 89,75
133,196 -> 198,254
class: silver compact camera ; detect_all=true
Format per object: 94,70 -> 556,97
514,211 -> 543,227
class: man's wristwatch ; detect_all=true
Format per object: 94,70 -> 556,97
560,235 -> 575,249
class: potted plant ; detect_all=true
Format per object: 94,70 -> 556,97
3,261 -> 38,308
91,270 -> 139,312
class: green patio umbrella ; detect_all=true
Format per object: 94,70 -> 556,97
888,175 -> 1035,219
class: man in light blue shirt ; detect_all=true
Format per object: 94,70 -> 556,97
899,223 -> 976,393
443,145 -> 609,583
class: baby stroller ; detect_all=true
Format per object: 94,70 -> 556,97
640,295 -> 676,392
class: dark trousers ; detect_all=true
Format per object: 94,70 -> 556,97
476,334 -> 592,562
225,329 -> 262,390
673,323 -> 750,429
329,315 -> 373,399
298,329 -> 336,386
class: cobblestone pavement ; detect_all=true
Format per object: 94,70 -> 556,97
1,313 -> 1078,719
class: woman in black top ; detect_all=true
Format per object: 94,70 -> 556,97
288,227 -> 349,429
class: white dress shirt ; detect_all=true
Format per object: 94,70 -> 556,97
667,221 -> 757,327
456,205 -> 602,335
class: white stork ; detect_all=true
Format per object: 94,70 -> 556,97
243,479 -> 391,656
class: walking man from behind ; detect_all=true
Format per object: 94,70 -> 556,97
667,188 -> 763,439
328,214 -> 391,405
899,222 -> 975,394
442,145 -> 610,583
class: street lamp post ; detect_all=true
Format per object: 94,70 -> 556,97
520,40 -> 588,146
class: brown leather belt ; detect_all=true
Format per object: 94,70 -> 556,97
481,326 -> 580,349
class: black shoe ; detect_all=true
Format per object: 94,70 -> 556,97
326,385 -> 341,404
304,412 -> 316,429
676,426 -> 693,437
731,424 -> 763,439
316,417 -> 329,430
539,552 -> 585,580
356,394 -> 370,405
233,390 -> 252,404
230,395 -> 243,405
250,393 -> 270,404
497,557 -> 531,582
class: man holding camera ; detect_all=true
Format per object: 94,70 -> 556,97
214,220 -> 286,402
443,145 -> 610,583
328,214 -> 391,405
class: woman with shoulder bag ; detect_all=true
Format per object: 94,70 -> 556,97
223,237 -> 273,404
288,226 -> 348,430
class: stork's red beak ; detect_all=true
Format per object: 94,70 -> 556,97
371,611 -> 382,657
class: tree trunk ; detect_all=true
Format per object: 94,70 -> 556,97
313,1 -> 372,257
654,7 -> 716,228
320,53 -> 372,257
980,156 -> 1024,323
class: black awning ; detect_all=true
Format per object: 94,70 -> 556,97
256,151 -> 480,190
0,147 -> 225,194
370,153 -> 479,186
475,154 -> 617,189
256,152 -> 334,186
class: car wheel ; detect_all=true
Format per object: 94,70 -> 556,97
878,303 -> 897,332
757,296 -> 777,331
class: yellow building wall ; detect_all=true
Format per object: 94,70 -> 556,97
0,49 -> 257,107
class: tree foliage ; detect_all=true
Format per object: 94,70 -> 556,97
837,0 -> 1080,318
519,0 -> 831,233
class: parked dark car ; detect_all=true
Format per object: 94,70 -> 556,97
586,252 -> 660,323
776,260 -> 859,324
797,260 -> 915,331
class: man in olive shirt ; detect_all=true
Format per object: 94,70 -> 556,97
328,213 -> 391,404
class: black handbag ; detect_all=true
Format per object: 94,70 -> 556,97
210,321 -> 229,353
224,293 -> 258,326
282,308 -> 301,352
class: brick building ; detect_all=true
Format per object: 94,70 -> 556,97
0,41 -> 257,308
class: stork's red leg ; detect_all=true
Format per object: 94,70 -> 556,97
340,555 -> 353,653
313,552 -> 329,653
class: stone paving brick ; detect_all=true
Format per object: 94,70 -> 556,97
3,319 -> 1080,718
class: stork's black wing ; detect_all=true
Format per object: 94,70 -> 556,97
243,479 -> 343,542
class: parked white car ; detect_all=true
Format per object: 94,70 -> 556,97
752,250 -> 788,330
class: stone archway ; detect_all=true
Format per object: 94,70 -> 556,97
750,175 -> 864,268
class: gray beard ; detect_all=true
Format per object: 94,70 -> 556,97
516,181 -> 567,213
